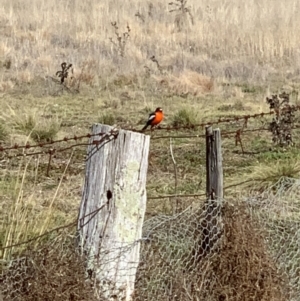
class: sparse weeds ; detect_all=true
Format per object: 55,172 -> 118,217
103,97 -> 120,110
169,0 -> 194,32
135,11 -> 145,23
0,159 -> 77,262
150,55 -> 163,74
53,61 -> 96,94
76,60 -> 96,88
48,62 -> 79,95
109,22 -> 131,57
1,161 -> 34,260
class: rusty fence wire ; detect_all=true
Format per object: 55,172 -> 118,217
1,104 -> 300,300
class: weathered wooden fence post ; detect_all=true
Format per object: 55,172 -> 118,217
206,126 -> 223,200
202,125 -> 224,255
77,124 -> 150,301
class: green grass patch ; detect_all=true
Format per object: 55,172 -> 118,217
171,108 -> 198,128
0,123 -> 8,142
99,112 -> 116,125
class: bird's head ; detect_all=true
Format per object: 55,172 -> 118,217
155,107 -> 163,112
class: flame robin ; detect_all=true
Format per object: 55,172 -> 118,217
141,107 -> 164,131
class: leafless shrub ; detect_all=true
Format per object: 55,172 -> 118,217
266,92 -> 294,146
135,12 -> 145,23
109,22 -> 131,57
169,0 -> 194,32
56,62 -> 73,84
150,55 -> 163,74
148,3 -> 153,18
74,60 -> 96,90
49,61 -> 96,94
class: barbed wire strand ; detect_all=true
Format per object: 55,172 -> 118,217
0,129 -> 113,152
0,108 -> 285,152
2,124 -> 300,160
1,104 -> 300,154
2,104 -> 300,153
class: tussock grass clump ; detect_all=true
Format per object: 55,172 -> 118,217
99,112 -> 115,125
171,108 -> 198,128
5,108 -> 61,142
30,123 -> 60,142
0,123 -> 8,142
243,159 -> 300,192
14,113 -> 36,134
15,114 -> 60,142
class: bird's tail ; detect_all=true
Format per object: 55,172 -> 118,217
141,124 -> 149,131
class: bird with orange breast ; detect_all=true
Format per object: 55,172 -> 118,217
141,107 -> 164,131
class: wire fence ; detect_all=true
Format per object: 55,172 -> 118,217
0,107 -> 277,155
1,96 -> 300,300
1,183 -> 296,301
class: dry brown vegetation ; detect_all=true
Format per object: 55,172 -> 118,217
1,0 -> 300,88
1,0 -> 300,300
136,201 -> 289,301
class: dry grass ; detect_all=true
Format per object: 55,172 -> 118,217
244,159 -> 300,191
0,153 -> 81,261
0,230 -> 98,301
1,0 -> 300,89
135,201 -> 288,301
1,0 -> 300,299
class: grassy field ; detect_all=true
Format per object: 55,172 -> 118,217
1,0 -> 300,258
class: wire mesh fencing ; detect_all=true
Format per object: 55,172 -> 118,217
134,197 -> 287,301
246,177 -> 300,301
0,169 -> 297,301
0,182 -> 299,301
135,198 -> 224,300
0,227 -> 98,301
1,105 -> 300,300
